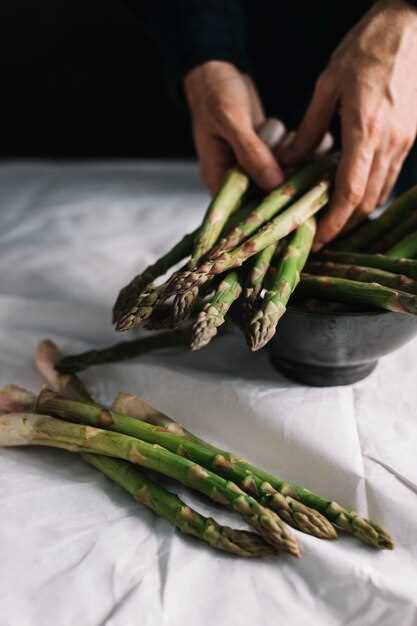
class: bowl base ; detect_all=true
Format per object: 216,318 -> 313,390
270,355 -> 378,387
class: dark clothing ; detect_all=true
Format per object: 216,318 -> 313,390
127,0 -> 417,191
133,1 -> 371,122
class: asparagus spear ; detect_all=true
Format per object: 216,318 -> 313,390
249,217 -> 316,351
299,274 -> 417,315
57,331 -> 188,374
190,169 -> 250,266
190,271 -> 242,351
36,389 -> 335,540
117,122 -> 283,331
32,344 -> 274,558
165,178 -> 332,298
111,392 -> 391,548
315,250 -> 417,280
111,393 -> 337,540
117,201 -> 261,331
113,232 -> 196,330
371,211 -> 417,253
331,186 -> 417,252
189,118 -> 286,267
0,412 -> 299,556
208,154 -> 338,259
38,344 -> 390,549
386,230 -> 417,259
242,244 -> 278,317
306,261 -> 417,294
83,454 -> 274,557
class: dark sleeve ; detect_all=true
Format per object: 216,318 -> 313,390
124,1 -> 250,99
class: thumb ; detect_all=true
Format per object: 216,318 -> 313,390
280,74 -> 337,166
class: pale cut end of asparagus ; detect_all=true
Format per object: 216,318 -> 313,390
0,413 -> 44,446
35,339 -> 93,402
0,385 -> 36,414
35,339 -> 62,389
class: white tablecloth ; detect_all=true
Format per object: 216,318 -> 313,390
1,161 -> 417,626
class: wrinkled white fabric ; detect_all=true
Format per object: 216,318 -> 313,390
0,161 -> 416,626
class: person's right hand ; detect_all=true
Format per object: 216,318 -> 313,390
184,61 -> 284,194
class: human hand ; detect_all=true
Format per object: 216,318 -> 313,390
184,61 -> 284,193
279,0 -> 417,250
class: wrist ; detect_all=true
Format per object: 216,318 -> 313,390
184,61 -> 242,110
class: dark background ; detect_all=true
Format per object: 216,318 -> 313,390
0,0 -> 415,193
0,0 -> 194,158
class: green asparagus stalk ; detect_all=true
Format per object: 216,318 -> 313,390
331,186 -> 417,252
138,122 -> 282,330
82,454 -> 274,557
208,154 -> 338,259
386,230 -> 417,259
190,169 -> 250,266
172,198 -> 264,327
165,177 -> 332,298
371,211 -> 417,253
116,200 -> 261,331
190,271 -> 242,351
111,392 -> 390,549
34,342 -> 274,558
57,331 -> 189,374
113,232 -> 196,330
315,250 -> 417,280
242,244 -> 278,317
0,403 -> 274,558
1,411 -> 300,556
299,273 -> 417,314
189,118 -> 286,267
306,261 -> 417,294
36,388 -> 333,540
249,217 -> 316,351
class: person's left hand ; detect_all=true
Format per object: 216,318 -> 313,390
279,0 -> 417,250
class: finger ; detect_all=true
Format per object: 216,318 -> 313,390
280,73 -> 337,165
339,150 -> 389,235
347,146 -> 391,225
243,75 -> 265,127
378,149 -> 409,206
227,125 -> 284,190
194,125 -> 235,194
313,106 -> 377,250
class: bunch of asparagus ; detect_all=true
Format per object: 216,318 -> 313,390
0,339 -> 394,559
109,118 -> 417,359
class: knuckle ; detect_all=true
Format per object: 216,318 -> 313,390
339,182 -> 364,207
363,111 -> 383,137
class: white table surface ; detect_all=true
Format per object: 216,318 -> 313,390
1,161 -> 416,626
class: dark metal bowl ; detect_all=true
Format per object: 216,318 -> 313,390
268,304 -> 417,386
